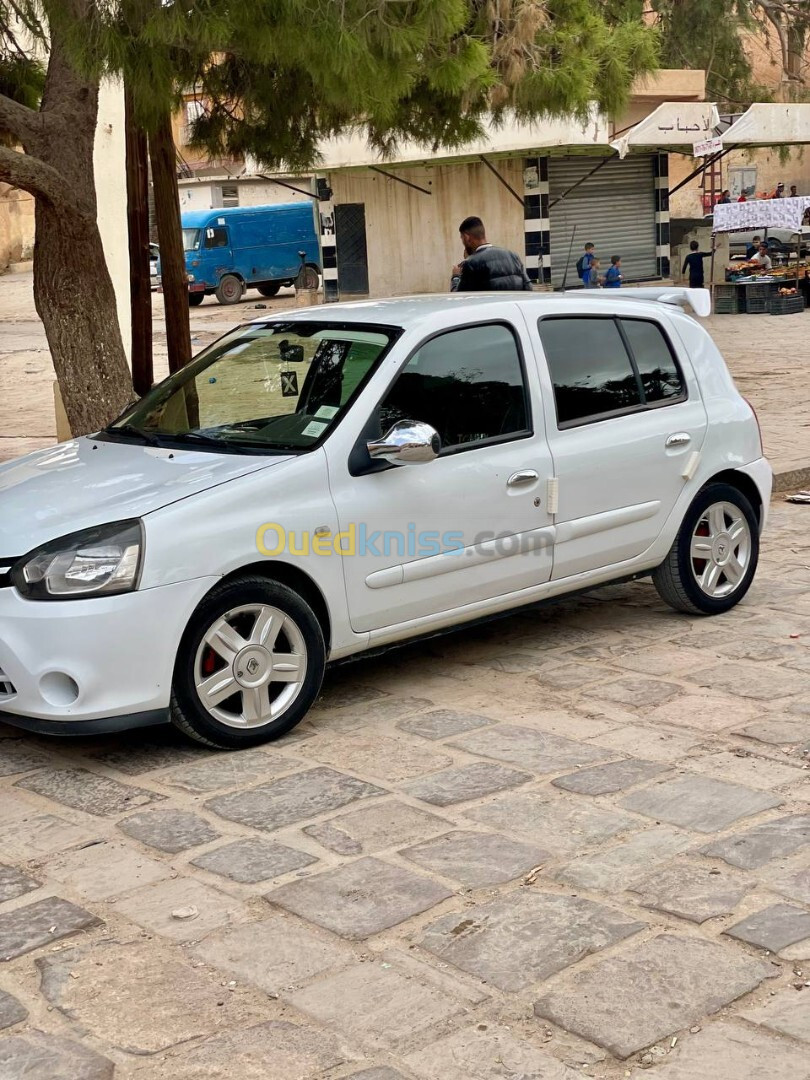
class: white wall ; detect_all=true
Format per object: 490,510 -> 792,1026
94,79 -> 131,363
178,177 -> 313,211
330,159 -> 527,296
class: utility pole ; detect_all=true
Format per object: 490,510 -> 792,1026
124,86 -> 153,396
149,111 -> 192,374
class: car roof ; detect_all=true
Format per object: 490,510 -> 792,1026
182,203 -> 307,227
248,291 -> 703,330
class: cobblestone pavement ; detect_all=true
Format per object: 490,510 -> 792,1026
1,267 -> 809,481
1,499 -> 809,1078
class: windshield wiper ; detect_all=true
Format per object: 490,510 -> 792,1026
171,431 -> 253,454
105,424 -> 162,447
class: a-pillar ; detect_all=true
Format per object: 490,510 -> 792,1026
523,157 -> 550,288
655,153 -> 671,279
316,177 -> 339,302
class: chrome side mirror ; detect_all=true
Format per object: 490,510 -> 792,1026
367,420 -> 440,466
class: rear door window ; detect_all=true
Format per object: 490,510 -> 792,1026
619,318 -> 684,404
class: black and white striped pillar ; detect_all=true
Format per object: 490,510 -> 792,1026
523,156 -> 550,287
316,177 -> 339,302
654,153 -> 670,279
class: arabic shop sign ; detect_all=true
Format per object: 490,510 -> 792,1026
611,102 -> 721,158
693,136 -> 723,157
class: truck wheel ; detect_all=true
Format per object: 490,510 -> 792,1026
188,293 -> 205,307
257,283 -> 281,297
302,265 -> 320,290
171,576 -> 325,749
653,482 -> 759,615
215,275 -> 244,305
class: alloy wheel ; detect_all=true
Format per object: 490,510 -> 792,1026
689,501 -> 752,599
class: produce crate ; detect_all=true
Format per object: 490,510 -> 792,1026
714,284 -> 744,314
770,294 -> 805,316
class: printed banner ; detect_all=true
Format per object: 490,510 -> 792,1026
713,196 -> 810,232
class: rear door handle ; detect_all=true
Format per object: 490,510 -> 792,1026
665,432 -> 691,448
507,469 -> 539,487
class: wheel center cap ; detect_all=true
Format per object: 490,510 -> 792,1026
234,646 -> 271,688
712,532 -> 732,565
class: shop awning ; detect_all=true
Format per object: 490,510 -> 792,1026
720,102 -> 810,146
611,102 -> 720,158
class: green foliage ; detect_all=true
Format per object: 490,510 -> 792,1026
47,0 -> 658,169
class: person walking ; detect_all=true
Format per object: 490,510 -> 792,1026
585,257 -> 601,288
452,217 -> 533,291
577,242 -> 596,286
682,240 -> 712,288
603,255 -> 623,288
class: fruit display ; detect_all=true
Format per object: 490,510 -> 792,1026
778,286 -> 799,295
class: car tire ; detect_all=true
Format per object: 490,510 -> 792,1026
215,274 -> 244,305
188,292 -> 205,307
302,265 -> 319,290
257,283 -> 281,297
652,482 -> 759,616
170,576 -> 326,748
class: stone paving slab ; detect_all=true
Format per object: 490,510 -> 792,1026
0,988 -> 27,1030
160,749 -> 300,793
0,740 -> 52,777
268,857 -> 452,938
0,1030 -> 115,1080
193,916 -> 349,994
288,959 -> 468,1049
45,840 -> 172,900
36,938 -> 269,1054
404,1026 -> 581,1079
725,902 -> 810,952
630,860 -> 751,923
620,774 -> 782,832
303,800 -> 447,856
304,733 -> 453,784
401,829 -> 549,889
0,811 -> 96,860
448,725 -> 613,772
403,762 -> 532,806
553,826 -> 692,893
701,814 -> 810,869
421,891 -> 645,992
0,863 -> 40,903
626,1021 -> 810,1080
192,836 -> 318,883
118,808 -> 221,853
551,757 -> 669,795
397,709 -> 496,740
742,990 -> 810,1044
346,1069 -> 409,1080
205,767 -> 386,831
16,767 -> 162,816
0,896 -> 100,961
114,876 -> 246,942
533,934 -> 776,1059
762,864 -> 810,906
130,1019 -> 349,1080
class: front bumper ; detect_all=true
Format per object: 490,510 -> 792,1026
0,576 -> 218,728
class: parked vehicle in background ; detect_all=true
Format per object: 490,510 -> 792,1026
729,227 -> 810,258
0,289 -> 770,748
180,203 -> 321,306
149,243 -> 160,290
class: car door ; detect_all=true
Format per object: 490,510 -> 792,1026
527,311 -> 708,581
202,224 -> 233,281
327,314 -> 555,634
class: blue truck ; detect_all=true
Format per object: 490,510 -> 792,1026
179,202 -> 321,306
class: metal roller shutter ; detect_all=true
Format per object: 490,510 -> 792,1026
549,156 -> 657,286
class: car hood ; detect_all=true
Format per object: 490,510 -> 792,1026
0,437 -> 290,556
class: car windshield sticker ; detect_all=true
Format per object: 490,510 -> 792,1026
281,371 -> 299,397
315,405 -> 339,420
302,420 -> 328,437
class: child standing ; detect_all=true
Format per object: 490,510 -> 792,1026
586,258 -> 601,288
603,255 -> 622,288
577,242 -> 596,286
681,240 -> 711,289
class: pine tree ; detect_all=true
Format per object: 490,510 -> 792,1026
1,1 -> 659,435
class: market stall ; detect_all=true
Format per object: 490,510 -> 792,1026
712,196 -> 810,315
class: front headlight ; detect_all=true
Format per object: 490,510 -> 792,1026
12,520 -> 144,600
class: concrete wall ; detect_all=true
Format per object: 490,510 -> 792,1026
329,159 -> 526,296
94,79 -> 131,364
178,177 -> 313,211
0,183 -> 34,270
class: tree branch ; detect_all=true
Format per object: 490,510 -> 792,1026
0,144 -> 88,216
0,91 -> 41,143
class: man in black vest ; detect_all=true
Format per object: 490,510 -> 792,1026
451,216 -> 533,292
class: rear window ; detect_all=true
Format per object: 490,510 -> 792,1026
537,315 -> 685,427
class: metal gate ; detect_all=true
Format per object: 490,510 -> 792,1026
548,156 -> 657,286
335,203 -> 370,294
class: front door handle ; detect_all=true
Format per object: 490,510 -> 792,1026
665,432 -> 691,448
507,469 -> 539,487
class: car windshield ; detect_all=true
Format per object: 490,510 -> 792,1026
182,228 -> 201,252
108,321 -> 399,453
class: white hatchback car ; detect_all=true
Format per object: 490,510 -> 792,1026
0,289 -> 770,748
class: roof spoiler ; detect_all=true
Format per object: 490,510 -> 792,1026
578,287 -> 711,318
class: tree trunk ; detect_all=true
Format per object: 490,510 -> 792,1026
125,87 -> 153,397
149,111 -> 191,374
27,24 -> 132,436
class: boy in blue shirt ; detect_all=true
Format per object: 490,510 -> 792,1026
577,242 -> 596,286
603,255 -> 622,288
